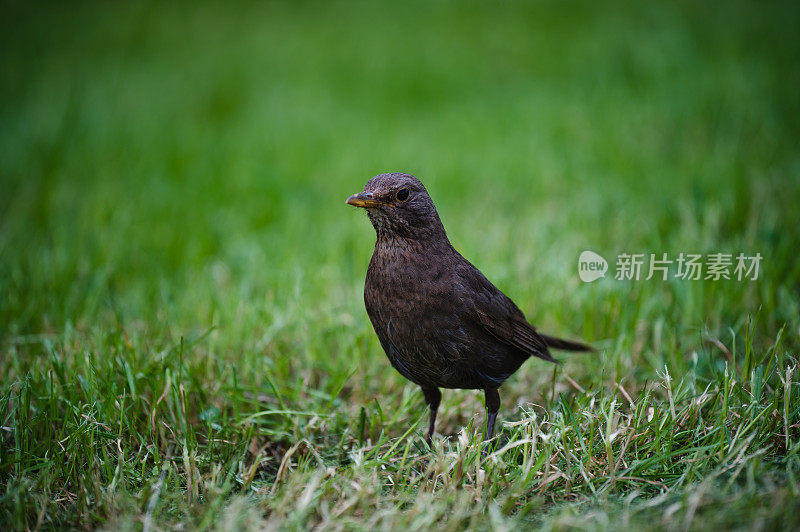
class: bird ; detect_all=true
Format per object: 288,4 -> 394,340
346,172 -> 592,446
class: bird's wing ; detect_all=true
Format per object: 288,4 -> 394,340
456,262 -> 557,364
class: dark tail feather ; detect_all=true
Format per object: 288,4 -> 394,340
540,334 -> 594,352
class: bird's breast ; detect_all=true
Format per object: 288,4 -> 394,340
365,241 -> 453,318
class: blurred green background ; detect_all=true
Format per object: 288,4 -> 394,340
2,0 -> 799,341
1,0 -> 799,527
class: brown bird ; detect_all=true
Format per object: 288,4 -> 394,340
346,172 -> 592,446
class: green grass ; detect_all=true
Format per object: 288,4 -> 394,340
2,0 -> 800,529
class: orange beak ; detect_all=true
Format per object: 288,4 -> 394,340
346,192 -> 384,208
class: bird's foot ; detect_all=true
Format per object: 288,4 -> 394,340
480,438 -> 498,458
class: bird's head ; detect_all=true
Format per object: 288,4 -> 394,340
346,172 -> 446,240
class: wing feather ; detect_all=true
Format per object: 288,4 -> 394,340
458,263 -> 557,364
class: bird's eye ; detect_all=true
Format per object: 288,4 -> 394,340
396,188 -> 410,202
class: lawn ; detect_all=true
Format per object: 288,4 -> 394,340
2,0 -> 799,529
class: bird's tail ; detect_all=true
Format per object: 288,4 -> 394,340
540,334 -> 594,352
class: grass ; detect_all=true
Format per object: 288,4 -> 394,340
1,0 -> 800,529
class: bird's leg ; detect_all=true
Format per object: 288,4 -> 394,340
483,388 -> 501,442
421,387 -> 441,446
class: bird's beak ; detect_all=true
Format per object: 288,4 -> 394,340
346,192 -> 384,208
